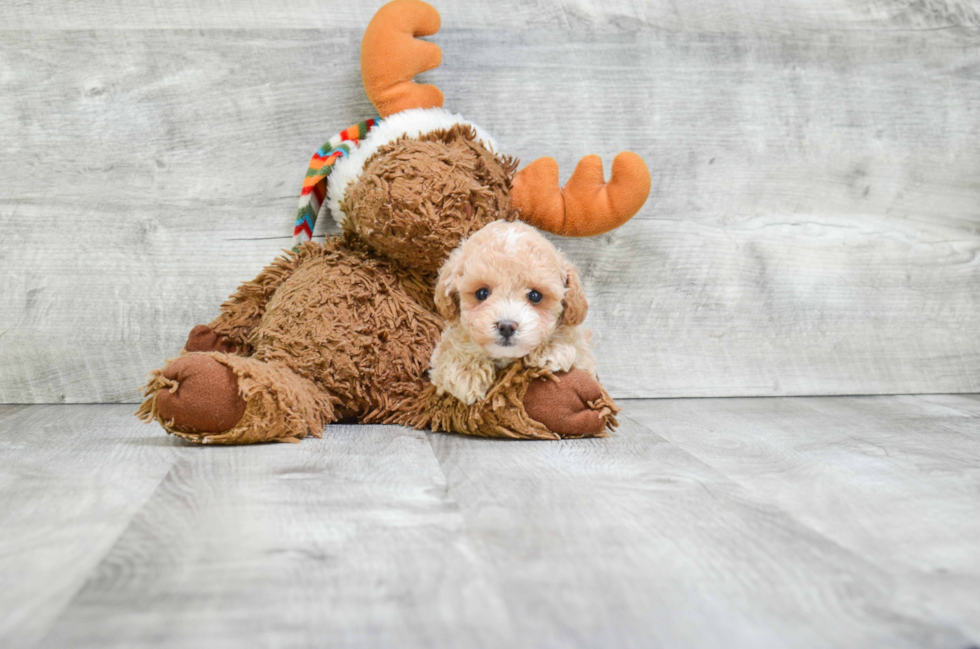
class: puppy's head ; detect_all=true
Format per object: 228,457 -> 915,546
434,220 -> 588,359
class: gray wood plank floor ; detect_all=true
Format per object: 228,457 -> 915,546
2,397 -> 978,648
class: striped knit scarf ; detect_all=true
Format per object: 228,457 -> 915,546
293,118 -> 382,248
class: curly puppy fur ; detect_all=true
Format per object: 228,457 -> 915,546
137,125 -> 618,443
429,221 -> 597,404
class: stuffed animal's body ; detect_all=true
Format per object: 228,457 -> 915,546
137,0 -> 650,444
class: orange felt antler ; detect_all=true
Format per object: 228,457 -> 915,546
361,0 -> 444,118
511,152 -> 652,237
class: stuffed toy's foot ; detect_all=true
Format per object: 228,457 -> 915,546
523,369 -> 613,438
155,355 -> 246,433
137,352 -> 339,445
406,361 -> 618,440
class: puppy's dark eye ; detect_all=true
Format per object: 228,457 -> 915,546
475,287 -> 490,301
527,289 -> 543,304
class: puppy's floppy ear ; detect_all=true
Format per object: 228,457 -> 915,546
560,262 -> 588,326
434,248 -> 462,321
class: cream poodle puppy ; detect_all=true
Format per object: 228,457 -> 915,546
429,220 -> 597,405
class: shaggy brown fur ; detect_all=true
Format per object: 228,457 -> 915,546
138,351 -> 336,444
137,126 -> 619,444
406,362 -> 619,440
341,125 -> 517,273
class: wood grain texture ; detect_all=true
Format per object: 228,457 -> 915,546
0,405 -> 179,649
426,410 -> 979,648
3,399 -> 978,647
1,1 -> 979,402
5,0 -> 979,31
625,394 -> 980,640
36,423 -> 510,649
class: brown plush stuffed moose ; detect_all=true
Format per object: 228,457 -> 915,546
137,0 -> 651,444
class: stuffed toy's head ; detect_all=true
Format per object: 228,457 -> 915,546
434,220 -> 587,359
340,121 -> 516,273
293,0 -> 652,274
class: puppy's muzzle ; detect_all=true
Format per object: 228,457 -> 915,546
496,320 -> 518,346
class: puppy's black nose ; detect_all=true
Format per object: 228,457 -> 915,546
496,321 -> 518,338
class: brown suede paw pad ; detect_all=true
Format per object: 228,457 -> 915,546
523,369 -> 609,438
155,355 -> 246,433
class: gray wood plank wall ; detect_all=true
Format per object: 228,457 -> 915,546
1,0 -> 979,403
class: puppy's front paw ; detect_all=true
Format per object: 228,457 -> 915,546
435,364 -> 495,406
526,342 -> 577,374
